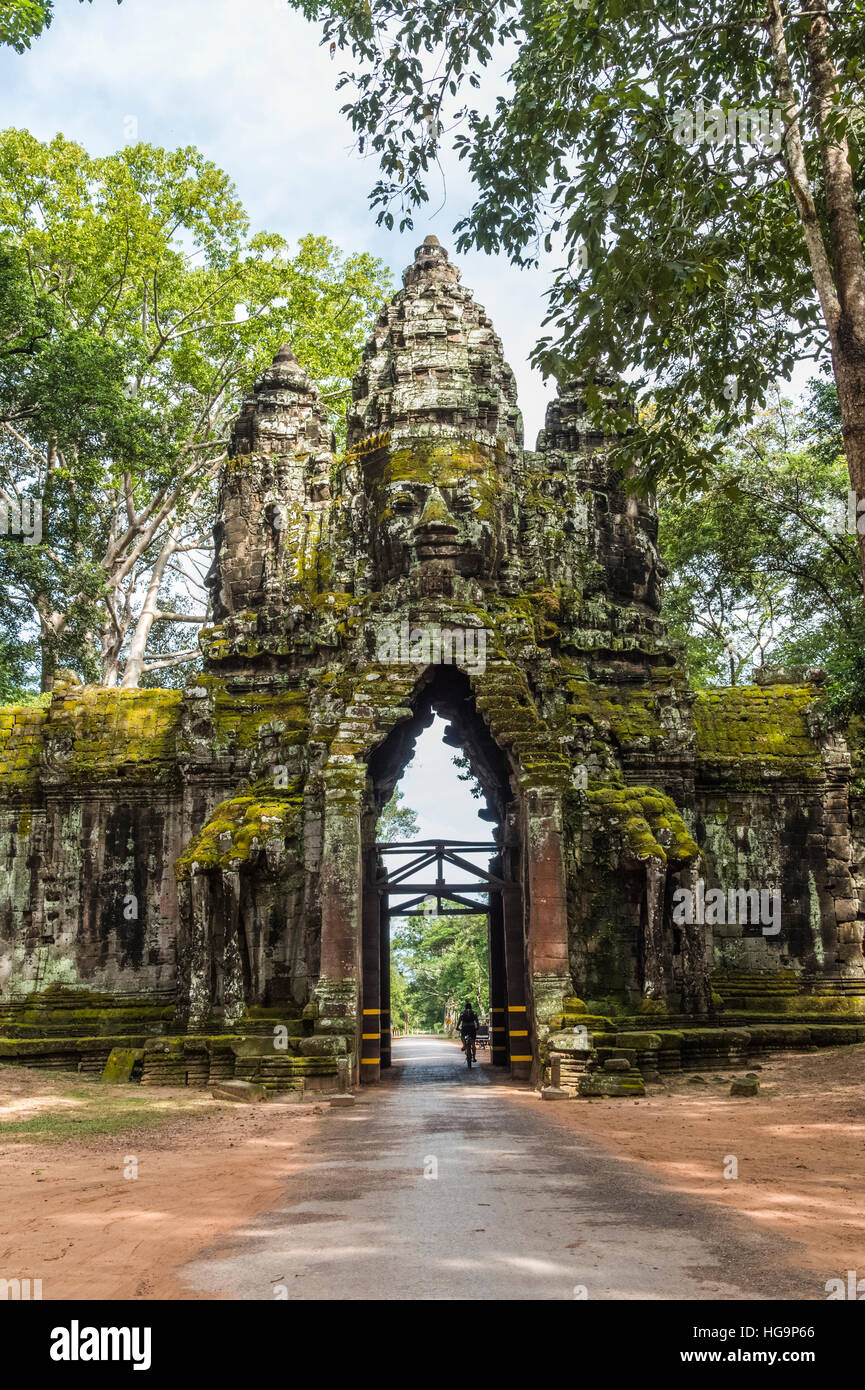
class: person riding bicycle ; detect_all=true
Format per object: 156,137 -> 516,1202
457,1001 -> 479,1061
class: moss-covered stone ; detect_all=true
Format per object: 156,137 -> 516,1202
585,784 -> 699,865
578,1070 -> 646,1097
694,686 -> 823,783
174,793 -> 301,877
101,1047 -> 144,1083
3,236 -> 862,1066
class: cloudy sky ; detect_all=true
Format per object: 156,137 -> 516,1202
0,0 -> 555,441
0,0 -> 529,837
0,0 -> 814,843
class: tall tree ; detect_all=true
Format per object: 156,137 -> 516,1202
391,909 -> 489,1031
293,0 -> 865,592
659,379 -> 865,714
0,1 -> 117,52
377,788 -> 420,840
0,130 -> 390,693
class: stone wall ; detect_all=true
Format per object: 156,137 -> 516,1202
2,237 -> 864,1075
0,689 -> 185,1000
693,686 -> 865,987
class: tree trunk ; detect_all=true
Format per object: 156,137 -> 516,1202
38,609 -> 65,693
40,643 -> 55,695
805,0 -> 865,594
120,532 -> 178,688
99,609 -> 126,687
768,0 -> 865,597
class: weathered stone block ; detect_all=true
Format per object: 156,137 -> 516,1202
299,1035 -> 348,1057
578,1071 -> 646,1098
613,1031 -> 662,1050
212,1080 -> 267,1102
100,1047 -> 143,1084
603,1057 -> 631,1073
833,899 -> 859,922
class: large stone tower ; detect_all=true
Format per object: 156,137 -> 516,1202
2,237 -> 863,1088
173,236 -> 707,1073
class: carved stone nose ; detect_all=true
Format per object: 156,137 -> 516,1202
415,491 -> 457,533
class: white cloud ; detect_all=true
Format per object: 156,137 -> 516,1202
395,717 -> 492,844
0,0 -> 555,439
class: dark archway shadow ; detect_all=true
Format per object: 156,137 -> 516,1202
359,666 -> 529,1083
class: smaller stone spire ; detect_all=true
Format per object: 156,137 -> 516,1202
208,343 -> 336,623
403,234 -> 460,288
273,343 -> 299,365
230,345 -> 327,457
537,374 -> 633,455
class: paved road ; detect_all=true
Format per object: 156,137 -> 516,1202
182,1035 -> 811,1300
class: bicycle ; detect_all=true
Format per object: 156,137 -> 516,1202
461,1031 -> 476,1068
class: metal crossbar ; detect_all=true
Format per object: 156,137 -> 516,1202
375,839 -> 501,918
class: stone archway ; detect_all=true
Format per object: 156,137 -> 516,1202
313,663 -> 572,1084
371,838 -> 504,1070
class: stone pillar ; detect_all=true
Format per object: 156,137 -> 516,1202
524,788 -> 573,1037
821,746 -> 864,976
221,868 -> 245,1027
641,855 -> 668,1004
314,764 -> 365,1061
679,860 -> 710,1014
184,874 -> 212,1031
360,848 -> 381,1082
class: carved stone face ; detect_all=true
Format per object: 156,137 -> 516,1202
366,446 -> 504,585
608,506 -> 669,613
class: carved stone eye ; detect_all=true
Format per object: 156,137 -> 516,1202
392,493 -> 415,514
449,493 -> 476,513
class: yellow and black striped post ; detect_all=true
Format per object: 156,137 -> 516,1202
361,1008 -> 381,1078
379,894 -> 391,1069
488,871 -> 509,1067
506,1003 -> 531,1078
489,1006 -> 508,1066
360,853 -> 382,1082
502,876 -> 532,1080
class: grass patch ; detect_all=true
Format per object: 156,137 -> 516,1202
2,1108 -> 171,1140
0,1092 -> 215,1142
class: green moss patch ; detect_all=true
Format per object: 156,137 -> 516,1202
0,703 -> 47,792
586,784 -> 699,865
175,793 -> 301,877
566,681 -> 668,750
694,686 -> 823,782
206,680 -> 309,753
29,686 -> 183,784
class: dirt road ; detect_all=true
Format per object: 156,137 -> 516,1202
180,1036 -> 816,1300
3,1036 -> 862,1300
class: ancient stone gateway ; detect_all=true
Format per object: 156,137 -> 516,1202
2,236 -> 865,1090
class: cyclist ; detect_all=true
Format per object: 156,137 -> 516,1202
457,1000 -> 479,1062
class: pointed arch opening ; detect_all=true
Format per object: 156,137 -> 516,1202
358,666 -> 532,1083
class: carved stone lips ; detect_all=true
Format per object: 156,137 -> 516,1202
413,524 -> 462,559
